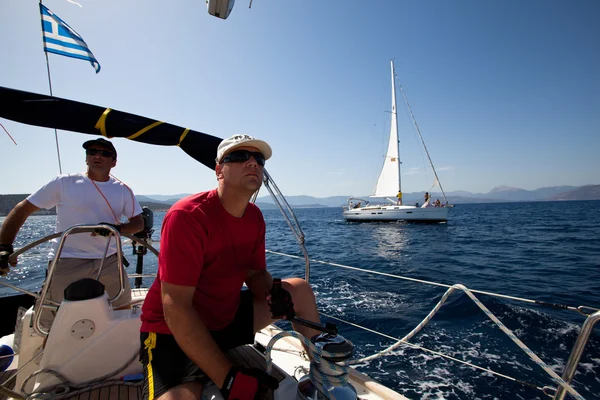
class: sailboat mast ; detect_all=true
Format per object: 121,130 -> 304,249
397,78 -> 448,203
391,60 -> 401,195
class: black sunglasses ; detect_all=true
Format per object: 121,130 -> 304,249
222,150 -> 265,167
86,148 -> 115,158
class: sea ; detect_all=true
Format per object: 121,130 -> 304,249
1,200 -> 599,399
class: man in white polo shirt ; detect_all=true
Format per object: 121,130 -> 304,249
0,138 -> 143,324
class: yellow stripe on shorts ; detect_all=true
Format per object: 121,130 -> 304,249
144,332 -> 157,400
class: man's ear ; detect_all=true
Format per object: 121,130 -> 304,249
215,163 -> 223,180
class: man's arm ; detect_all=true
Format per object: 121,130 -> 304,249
118,214 -> 144,234
0,200 -> 40,245
161,281 -> 233,389
245,269 -> 273,297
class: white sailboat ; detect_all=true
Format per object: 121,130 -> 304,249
343,61 -> 449,222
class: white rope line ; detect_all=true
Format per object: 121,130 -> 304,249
324,312 -> 535,389
322,282 -> 585,400
267,251 -> 589,396
348,285 -> 457,364
265,250 -> 599,313
458,284 -> 585,400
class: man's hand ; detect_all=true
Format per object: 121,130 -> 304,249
0,244 -> 14,276
92,223 -> 121,237
268,278 -> 295,320
220,366 -> 279,400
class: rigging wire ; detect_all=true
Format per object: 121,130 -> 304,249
396,75 -> 447,203
265,249 -> 599,314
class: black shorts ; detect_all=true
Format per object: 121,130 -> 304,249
140,290 -> 255,400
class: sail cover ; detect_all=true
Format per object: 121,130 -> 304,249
371,61 -> 400,198
0,86 -> 223,171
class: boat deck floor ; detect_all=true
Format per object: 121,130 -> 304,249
1,344 -> 286,400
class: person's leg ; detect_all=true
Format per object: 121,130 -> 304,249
140,332 -> 205,400
93,254 -> 132,309
155,382 -> 203,400
253,278 -> 321,340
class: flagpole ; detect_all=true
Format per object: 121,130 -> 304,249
39,0 -> 63,174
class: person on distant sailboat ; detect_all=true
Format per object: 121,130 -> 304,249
421,192 -> 431,208
435,199 -> 441,207
396,191 -> 403,205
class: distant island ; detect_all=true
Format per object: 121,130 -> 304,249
1,184 -> 599,216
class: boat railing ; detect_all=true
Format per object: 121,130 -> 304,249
0,225 -> 158,338
258,170 -> 311,282
345,197 -> 371,210
553,310 -> 600,400
33,224 -> 126,336
268,249 -> 599,400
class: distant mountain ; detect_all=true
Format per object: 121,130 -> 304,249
3,185 -> 598,216
549,185 -> 600,200
139,194 -> 192,202
256,195 -> 349,208
485,185 -> 577,201
0,194 -> 171,216
0,194 -> 55,216
136,195 -> 172,205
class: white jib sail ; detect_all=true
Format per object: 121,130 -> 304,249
372,60 -> 400,198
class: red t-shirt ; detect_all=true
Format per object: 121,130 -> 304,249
140,189 -> 266,333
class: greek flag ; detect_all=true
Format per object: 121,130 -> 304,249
39,4 -> 101,73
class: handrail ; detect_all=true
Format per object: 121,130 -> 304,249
33,225 -> 124,336
29,224 -> 159,337
553,310 -> 600,400
261,169 -> 311,283
1,231 -> 158,308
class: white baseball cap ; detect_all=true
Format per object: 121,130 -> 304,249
216,134 -> 272,163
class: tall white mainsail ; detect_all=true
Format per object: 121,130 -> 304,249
372,60 -> 400,198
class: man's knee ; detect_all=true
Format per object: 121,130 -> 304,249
155,381 -> 203,400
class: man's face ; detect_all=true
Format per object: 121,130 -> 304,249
85,146 -> 117,172
216,146 -> 265,192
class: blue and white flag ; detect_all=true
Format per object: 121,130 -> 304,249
39,4 -> 101,73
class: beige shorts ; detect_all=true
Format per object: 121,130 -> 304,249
39,254 -> 132,328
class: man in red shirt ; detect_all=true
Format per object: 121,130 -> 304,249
140,134 -> 321,400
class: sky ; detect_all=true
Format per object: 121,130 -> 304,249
1,0 -> 598,198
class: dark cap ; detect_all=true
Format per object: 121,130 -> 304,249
82,138 -> 117,159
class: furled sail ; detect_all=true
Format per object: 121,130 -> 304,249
0,86 -> 223,171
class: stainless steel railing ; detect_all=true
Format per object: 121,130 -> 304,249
32,224 -> 125,337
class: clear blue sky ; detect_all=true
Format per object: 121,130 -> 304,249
1,0 -> 598,198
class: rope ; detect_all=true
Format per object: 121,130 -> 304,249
21,348 -> 140,399
266,251 -> 591,398
322,311 -> 545,393
266,250 -> 599,314
458,284 -> 585,400
330,284 -> 585,399
265,331 -> 351,399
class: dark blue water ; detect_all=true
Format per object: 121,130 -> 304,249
1,201 -> 599,399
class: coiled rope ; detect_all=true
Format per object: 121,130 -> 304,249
265,331 -> 351,399
21,348 -> 140,400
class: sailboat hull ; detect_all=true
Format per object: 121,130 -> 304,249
343,205 -> 448,222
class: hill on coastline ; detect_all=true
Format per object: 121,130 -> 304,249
1,185 -> 598,216
0,195 -> 170,217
